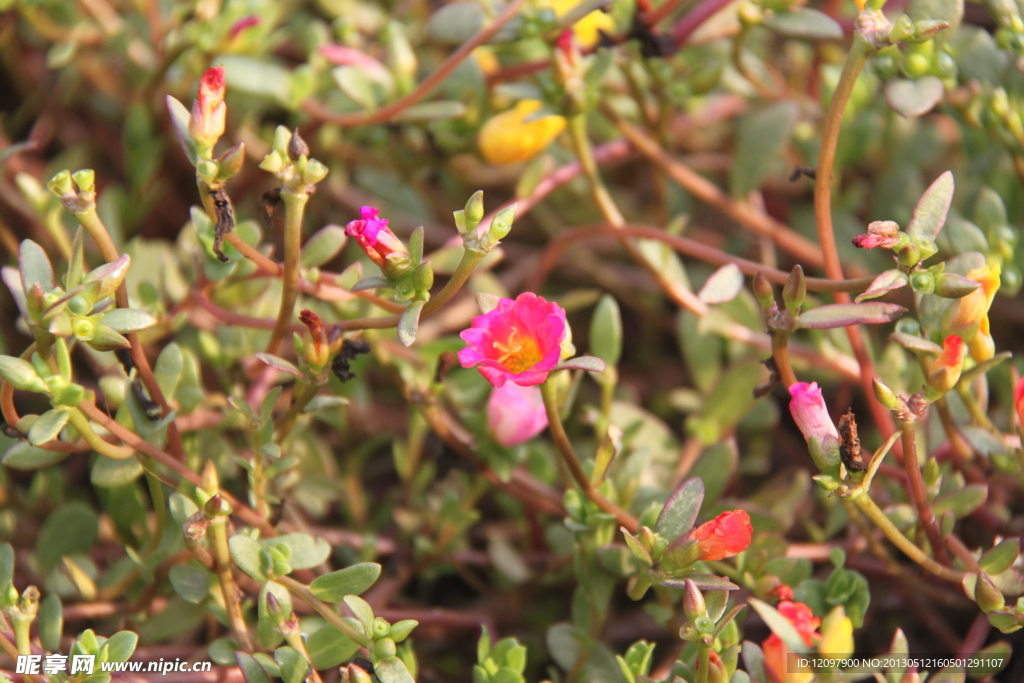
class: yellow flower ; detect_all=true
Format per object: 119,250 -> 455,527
477,100 -> 566,165
942,264 -> 1001,362
538,0 -> 616,48
472,47 -> 500,76
818,606 -> 855,660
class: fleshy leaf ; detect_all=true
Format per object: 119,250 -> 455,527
855,269 -> 908,302
254,353 -> 303,378
397,299 -> 425,347
100,308 -> 158,333
796,302 -> 906,329
554,356 -> 607,373
698,264 -> 745,304
655,478 -> 705,540
906,170 -> 955,240
884,77 -> 944,118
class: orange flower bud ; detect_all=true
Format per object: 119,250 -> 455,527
299,309 -> 329,368
943,265 -> 1000,362
926,335 -> 964,395
690,510 -> 753,561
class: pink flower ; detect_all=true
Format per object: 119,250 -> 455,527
789,382 -> 838,444
1015,376 -> 1024,428
189,66 -> 227,146
789,382 -> 841,473
345,207 -> 409,271
852,220 -> 900,250
458,293 -> 567,387
229,16 -> 260,39
487,383 -> 548,447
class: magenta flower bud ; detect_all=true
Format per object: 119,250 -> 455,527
487,382 -> 548,447
189,66 -> 227,147
788,382 -> 841,473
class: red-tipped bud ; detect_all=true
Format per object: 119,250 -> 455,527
299,309 -> 329,368
926,335 -> 964,396
189,66 -> 227,147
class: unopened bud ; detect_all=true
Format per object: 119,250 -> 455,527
783,265 -> 806,314
935,273 -> 981,299
753,271 -> 775,312
372,617 -> 391,638
345,664 -> 374,683
909,19 -> 950,43
265,592 -> 287,624
889,14 -> 915,42
974,572 -> 1006,612
896,242 -> 921,268
201,459 -> 219,493
72,169 -> 96,196
196,159 -> 219,185
926,335 -> 964,397
303,158 -> 329,185
872,377 -> 901,411
411,263 -> 434,292
912,236 -> 938,261
288,129 -> 309,160
682,579 -> 707,621
465,191 -> 485,228
47,170 -> 75,198
218,143 -> 246,178
910,271 -> 935,294
204,494 -> 230,518
259,150 -> 286,174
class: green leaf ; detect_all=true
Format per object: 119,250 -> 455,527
229,535 -> 268,582
100,308 -> 158,333
39,594 -> 63,651
301,225 -> 348,268
351,276 -> 392,292
748,598 -> 812,654
257,581 -> 292,649
374,656 -> 417,683
688,440 -> 738,506
425,1 -> 521,45
0,356 -> 45,392
310,563 -> 382,601
255,353 -> 303,378
3,441 -> 69,470
590,294 -> 622,368
103,631 -> 138,662
397,300 -> 425,347
855,269 -> 909,302
20,239 -> 54,292
796,302 -> 906,329
660,574 -> 740,590
332,66 -> 381,111
154,343 -> 183,400
621,529 -> 653,566
729,102 -> 799,197
655,478 -> 704,541
980,538 -> 1020,576
274,647 -> 308,683
343,594 -> 375,635
762,8 -> 843,39
220,55 -> 292,105
165,96 -> 198,165
742,640 -> 767,683
36,501 -> 99,574
884,77 -> 944,118
91,456 -> 143,488
394,101 -> 468,122
555,356 -> 606,373
236,652 -> 274,683
906,170 -> 955,240
0,544 -> 13,589
306,623 -> 359,669
698,264 -> 744,304
83,254 -> 131,300
168,564 -> 211,604
932,484 -> 987,519
261,533 -> 331,570
28,407 -> 69,445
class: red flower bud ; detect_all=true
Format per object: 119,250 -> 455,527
926,334 -> 964,395
344,206 -> 410,273
189,66 -> 227,146
300,309 -> 329,367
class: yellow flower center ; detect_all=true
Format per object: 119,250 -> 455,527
493,328 -> 542,374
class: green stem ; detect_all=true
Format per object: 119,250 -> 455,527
567,115 -> 625,227
67,409 -> 136,459
695,643 -> 711,683
274,381 -> 320,443
267,192 -> 309,354
11,616 -> 31,656
141,468 -> 167,556
208,517 -> 254,652
276,575 -> 367,644
540,379 -> 638,532
848,491 -> 964,583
